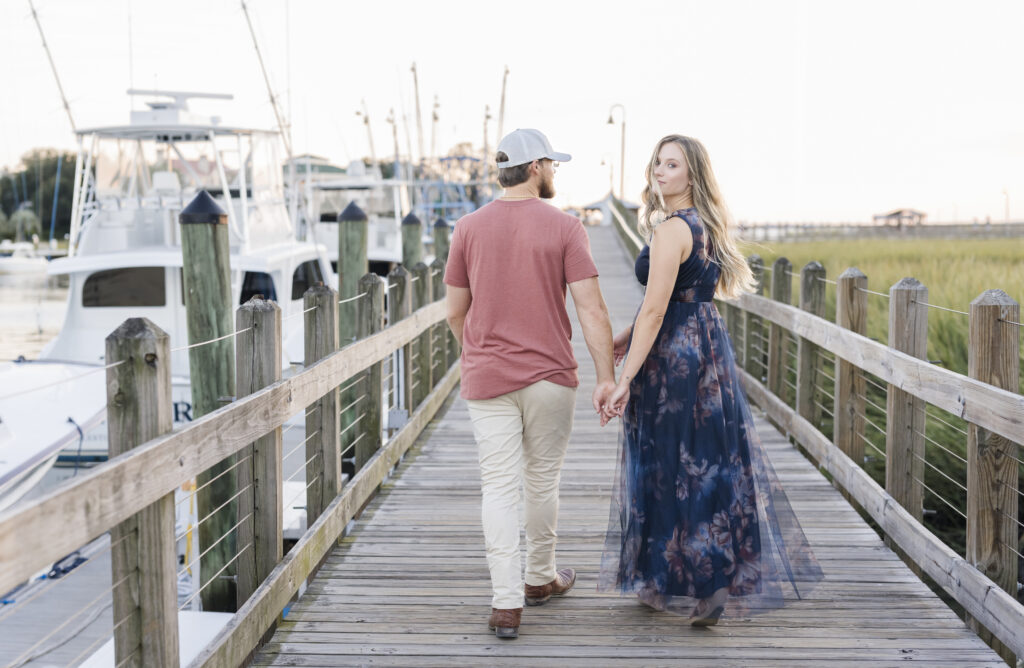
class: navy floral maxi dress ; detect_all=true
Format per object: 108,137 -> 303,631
598,208 -> 823,616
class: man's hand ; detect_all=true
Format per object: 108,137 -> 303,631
600,381 -> 630,425
592,380 -> 617,425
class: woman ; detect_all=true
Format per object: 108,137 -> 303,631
598,135 -> 822,625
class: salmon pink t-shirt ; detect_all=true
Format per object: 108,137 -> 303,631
443,198 -> 599,400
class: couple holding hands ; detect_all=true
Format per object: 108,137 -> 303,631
443,129 -> 822,640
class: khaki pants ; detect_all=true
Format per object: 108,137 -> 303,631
466,379 -> 577,610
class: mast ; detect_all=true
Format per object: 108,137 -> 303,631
496,65 -> 509,142
411,63 -> 425,167
28,0 -> 76,133
240,0 -> 299,232
357,99 -> 378,169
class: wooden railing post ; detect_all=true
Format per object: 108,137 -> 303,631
797,261 -> 826,426
430,257 -> 447,390
355,273 -> 386,470
402,212 -> 423,267
835,267 -> 868,480
433,217 -> 451,263
744,255 -> 764,379
235,297 -> 283,623
412,262 -> 431,409
304,284 -> 340,524
338,202 -> 368,480
180,190 -> 237,612
767,257 -> 792,404
966,289 -> 1020,664
106,318 -> 179,668
885,277 -> 928,572
387,265 -> 412,430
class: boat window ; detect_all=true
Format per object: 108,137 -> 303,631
82,267 -> 166,307
240,271 -> 277,304
291,260 -> 324,300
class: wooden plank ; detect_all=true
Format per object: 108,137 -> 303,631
0,298 -> 448,596
105,318 -> 179,668
188,362 -> 461,668
966,289 -> 1020,664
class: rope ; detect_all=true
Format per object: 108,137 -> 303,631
170,328 -> 251,353
856,287 -> 890,299
910,298 -> 969,317
0,359 -> 125,401
338,291 -> 367,306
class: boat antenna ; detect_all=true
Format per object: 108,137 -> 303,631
27,0 -> 76,133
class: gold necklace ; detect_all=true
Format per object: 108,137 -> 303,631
499,194 -> 537,200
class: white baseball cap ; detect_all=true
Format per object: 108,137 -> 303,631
495,128 -> 572,168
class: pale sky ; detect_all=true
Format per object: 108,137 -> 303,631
2,0 -> 1022,223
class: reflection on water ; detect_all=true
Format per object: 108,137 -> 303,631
0,274 -> 68,361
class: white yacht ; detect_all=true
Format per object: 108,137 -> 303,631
0,90 -> 332,512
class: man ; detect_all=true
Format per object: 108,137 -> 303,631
444,128 -> 616,639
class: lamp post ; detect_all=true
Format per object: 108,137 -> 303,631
607,103 -> 626,200
1002,188 -> 1009,223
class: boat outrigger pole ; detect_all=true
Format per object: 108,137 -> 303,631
28,0 -> 76,133
240,0 -> 301,233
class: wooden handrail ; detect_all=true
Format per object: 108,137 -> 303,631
607,196 -> 644,256
0,299 -> 448,595
728,292 -> 1024,444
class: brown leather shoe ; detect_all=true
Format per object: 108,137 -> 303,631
487,607 -> 522,639
524,567 -> 576,606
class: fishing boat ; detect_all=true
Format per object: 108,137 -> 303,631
0,239 -> 51,277
0,89 -> 332,512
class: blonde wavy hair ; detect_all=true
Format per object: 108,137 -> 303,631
639,134 -> 754,300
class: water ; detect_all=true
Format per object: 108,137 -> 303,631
0,274 -> 68,362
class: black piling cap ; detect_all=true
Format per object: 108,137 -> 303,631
339,201 -> 367,222
433,217 -> 449,229
402,212 -> 421,226
180,190 -> 227,225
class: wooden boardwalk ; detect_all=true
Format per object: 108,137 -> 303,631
253,224 -> 1004,667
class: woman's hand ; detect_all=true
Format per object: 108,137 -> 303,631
600,380 -> 630,425
612,326 -> 632,366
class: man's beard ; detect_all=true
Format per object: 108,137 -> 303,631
539,173 -> 556,199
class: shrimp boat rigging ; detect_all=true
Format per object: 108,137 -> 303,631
0,89 -> 332,513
